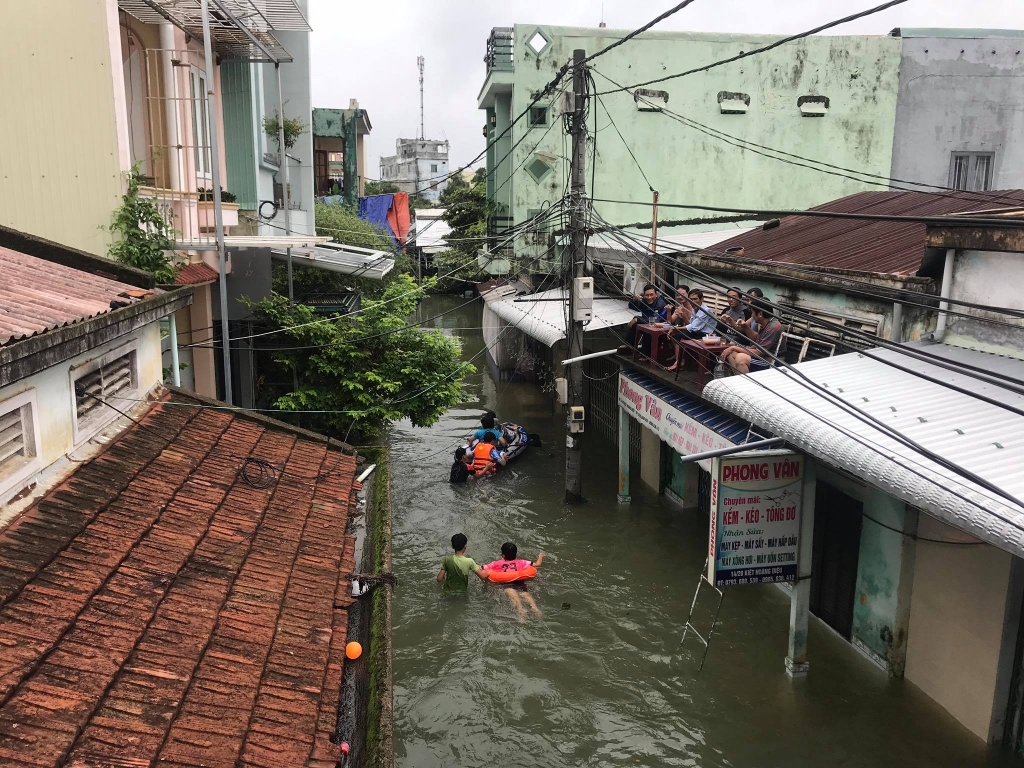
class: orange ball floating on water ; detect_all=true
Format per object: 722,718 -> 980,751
345,641 -> 362,660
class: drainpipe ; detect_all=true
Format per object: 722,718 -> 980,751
931,248 -> 955,342
200,0 -> 232,404
275,64 -> 293,304
891,301 -> 903,343
158,23 -> 182,191
168,312 -> 181,387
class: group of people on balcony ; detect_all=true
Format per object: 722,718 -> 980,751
620,283 -> 783,374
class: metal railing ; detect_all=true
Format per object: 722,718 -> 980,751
485,27 -> 514,71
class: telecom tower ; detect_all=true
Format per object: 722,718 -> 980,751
417,56 -> 425,140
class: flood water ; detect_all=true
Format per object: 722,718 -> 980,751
389,296 -> 1011,768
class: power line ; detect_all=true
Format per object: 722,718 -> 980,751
582,0 -> 701,65
195,205 -> 566,347
591,196 -> 1024,228
590,65 -> 1024,211
593,0 -> 911,95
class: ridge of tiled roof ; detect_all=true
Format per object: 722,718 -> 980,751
174,262 -> 220,285
711,189 -> 1024,275
0,391 -> 359,767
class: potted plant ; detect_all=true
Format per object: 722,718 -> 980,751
197,187 -> 239,229
263,112 -> 307,152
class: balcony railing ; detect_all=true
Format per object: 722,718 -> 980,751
485,27 -> 514,72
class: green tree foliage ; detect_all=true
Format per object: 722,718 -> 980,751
364,180 -> 401,196
433,170 -> 502,290
106,165 -> 178,283
244,274 -> 472,439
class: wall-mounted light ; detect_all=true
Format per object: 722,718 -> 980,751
797,95 -> 830,117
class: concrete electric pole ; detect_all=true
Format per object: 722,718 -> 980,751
564,49 -> 589,504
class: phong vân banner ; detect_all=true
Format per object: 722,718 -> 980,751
617,373 -> 734,463
707,451 -> 803,587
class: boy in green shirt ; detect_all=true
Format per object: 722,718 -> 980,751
436,533 -> 487,593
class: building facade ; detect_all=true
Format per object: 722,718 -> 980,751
478,25 -> 1024,276
313,102 -> 373,205
380,138 -> 450,201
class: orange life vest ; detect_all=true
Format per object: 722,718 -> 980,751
471,442 -> 498,477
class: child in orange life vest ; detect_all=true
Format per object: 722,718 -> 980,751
480,542 -> 544,621
469,432 -> 506,477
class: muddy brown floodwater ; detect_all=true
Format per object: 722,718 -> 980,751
389,296 -> 1011,768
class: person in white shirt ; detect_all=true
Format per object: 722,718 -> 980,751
666,289 -> 717,371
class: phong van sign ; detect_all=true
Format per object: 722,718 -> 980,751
708,451 -> 803,588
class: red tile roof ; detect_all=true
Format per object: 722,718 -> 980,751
0,246 -> 150,346
711,190 -> 1024,275
0,392 -> 359,767
175,262 -> 220,285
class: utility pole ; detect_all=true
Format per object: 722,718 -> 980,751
564,48 -> 587,504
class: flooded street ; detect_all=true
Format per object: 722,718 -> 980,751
389,296 -> 1009,768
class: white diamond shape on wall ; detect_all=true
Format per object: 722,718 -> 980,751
527,30 -> 549,56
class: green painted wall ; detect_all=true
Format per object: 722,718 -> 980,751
483,25 -> 902,269
221,62 -> 258,211
851,489 -> 907,668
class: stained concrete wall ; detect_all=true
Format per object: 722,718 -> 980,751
891,32 -> 1024,192
946,249 -> 1024,359
485,25 -> 901,270
905,515 -> 1014,742
639,424 -> 661,491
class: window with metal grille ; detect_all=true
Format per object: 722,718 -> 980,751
72,346 -> 138,442
529,106 -> 548,127
0,391 -> 41,498
949,151 -> 995,191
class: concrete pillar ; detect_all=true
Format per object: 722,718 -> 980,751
190,283 -> 218,398
787,456 -> 816,678
639,425 -> 661,492
681,461 -> 700,511
890,505 -> 918,677
617,407 -> 631,503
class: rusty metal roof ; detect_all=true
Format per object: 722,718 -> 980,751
0,246 -> 152,346
711,190 -> 1024,275
0,391 -> 360,767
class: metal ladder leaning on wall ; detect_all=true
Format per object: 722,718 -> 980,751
679,558 -> 724,672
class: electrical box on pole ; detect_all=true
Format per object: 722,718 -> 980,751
564,48 -> 588,504
573,276 -> 594,322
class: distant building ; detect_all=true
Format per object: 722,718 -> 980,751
380,138 -> 450,201
313,101 -> 373,205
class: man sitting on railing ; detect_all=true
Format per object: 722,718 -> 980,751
618,284 -> 668,355
719,298 -> 784,374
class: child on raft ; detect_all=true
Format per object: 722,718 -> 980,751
436,533 -> 488,594
480,542 -> 544,621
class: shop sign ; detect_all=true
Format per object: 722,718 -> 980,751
617,373 -> 733,460
708,451 -> 803,587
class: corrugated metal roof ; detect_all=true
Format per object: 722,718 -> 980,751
489,288 -> 635,347
711,190 -> 1024,275
0,246 -> 147,346
270,243 -> 395,280
703,346 -> 1024,558
588,226 -> 758,265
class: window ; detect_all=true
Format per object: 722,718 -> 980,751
431,163 -> 438,173
0,390 -> 41,499
529,106 -> 548,127
949,152 -> 994,191
190,69 -> 212,177
71,343 -> 139,444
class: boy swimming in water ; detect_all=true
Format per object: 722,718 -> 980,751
449,447 -> 471,484
436,533 -> 487,594
480,542 -> 544,621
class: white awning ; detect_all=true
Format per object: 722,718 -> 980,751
488,288 -> 635,347
270,242 -> 395,280
588,225 -> 758,265
702,343 -> 1024,557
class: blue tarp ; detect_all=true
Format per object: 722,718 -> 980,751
357,194 -> 399,247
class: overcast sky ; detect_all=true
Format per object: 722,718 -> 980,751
308,0 -> 1024,173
